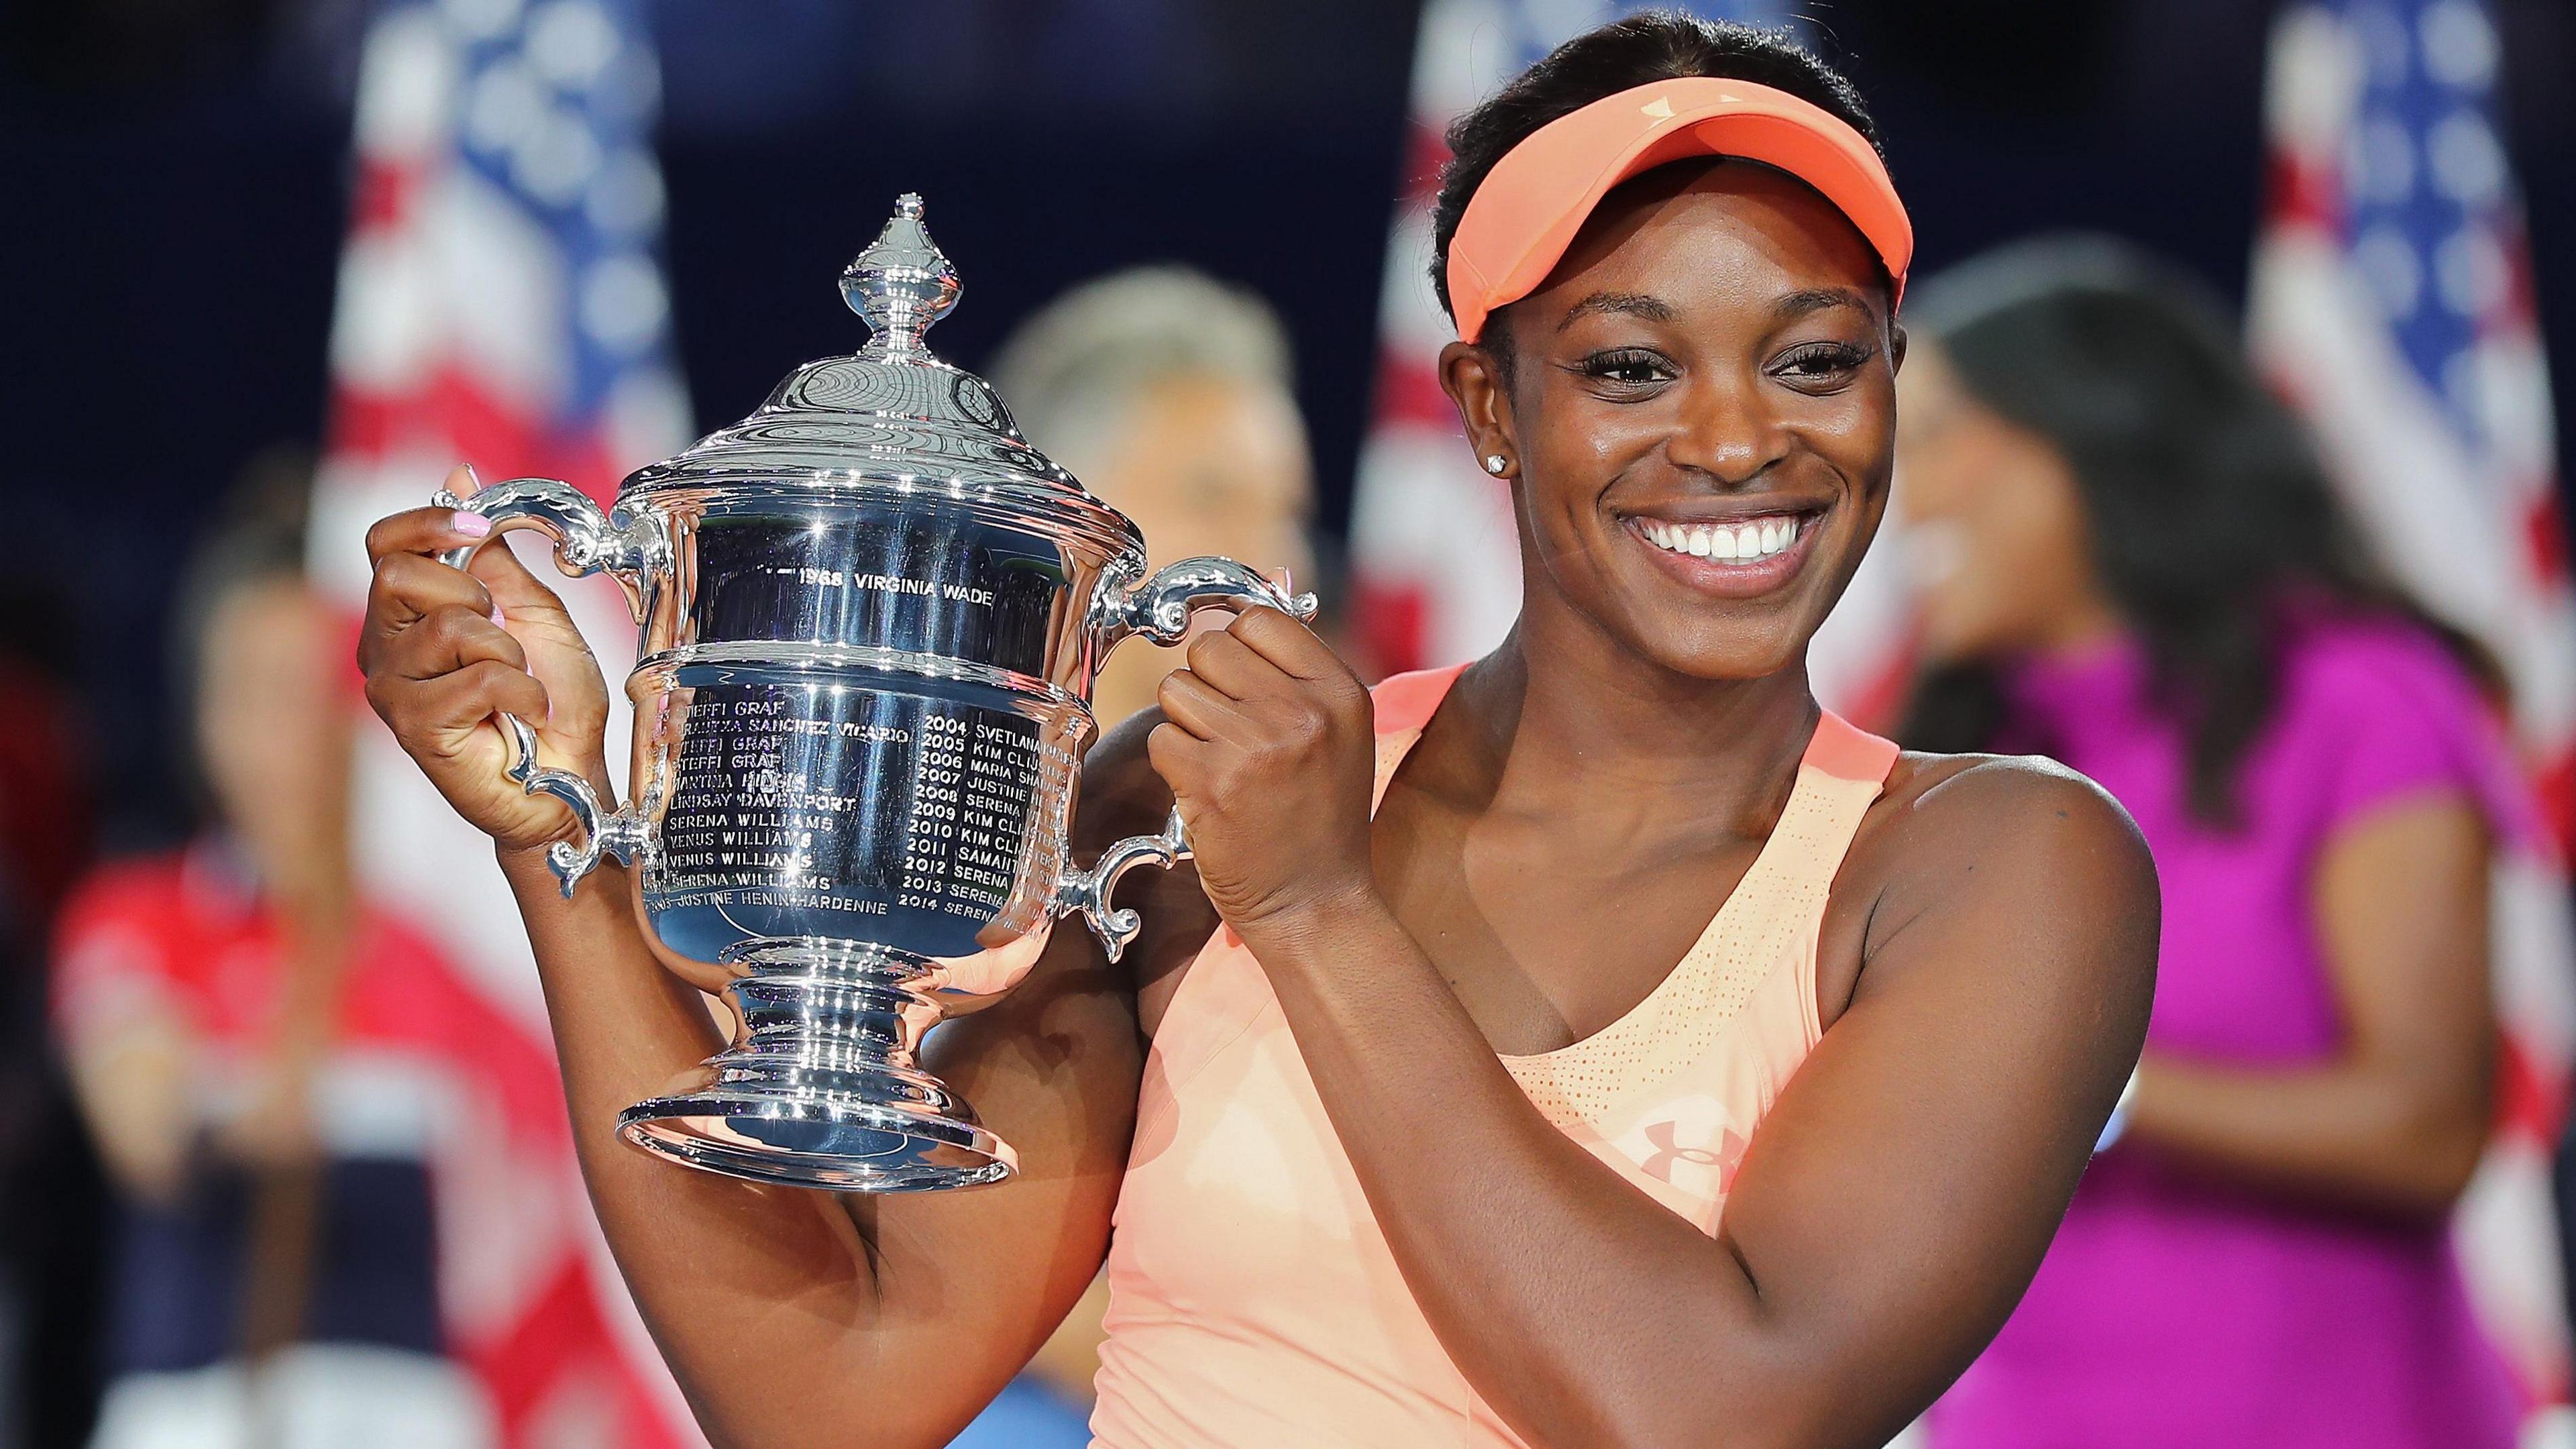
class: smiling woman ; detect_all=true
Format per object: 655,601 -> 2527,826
350,12 -> 2157,1449
1085,21 -> 2150,1446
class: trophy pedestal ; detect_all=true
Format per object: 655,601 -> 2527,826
615,939 -> 1018,1192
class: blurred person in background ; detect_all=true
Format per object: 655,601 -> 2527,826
52,478 -> 550,1449
1898,237 -> 2526,1448
940,265 -> 1319,1442
991,264 -> 1322,726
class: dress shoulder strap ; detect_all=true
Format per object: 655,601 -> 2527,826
1804,709 -> 1901,788
1752,710 -> 1899,976
1371,664 -> 1466,738
1746,710 -> 1898,1051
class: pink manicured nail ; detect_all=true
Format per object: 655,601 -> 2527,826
451,510 -> 494,537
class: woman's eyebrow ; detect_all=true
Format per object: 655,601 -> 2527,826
1556,290 -> 1674,330
1776,286 -> 1871,321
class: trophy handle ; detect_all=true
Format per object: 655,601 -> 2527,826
1066,555 -> 1318,960
1054,805 -> 1191,963
431,476 -> 661,898
1089,555 -> 1319,655
431,476 -> 661,619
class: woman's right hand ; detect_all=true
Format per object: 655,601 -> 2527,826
359,464 -> 615,855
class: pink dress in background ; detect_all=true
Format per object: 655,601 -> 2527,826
1929,614 -> 2527,1448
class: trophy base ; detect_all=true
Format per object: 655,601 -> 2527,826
617,1086 -> 1015,1192
614,937 -> 1019,1192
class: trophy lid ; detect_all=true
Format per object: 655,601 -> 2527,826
622,195 -> 1137,557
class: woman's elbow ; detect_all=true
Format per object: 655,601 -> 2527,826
2373,1075 -> 2491,1216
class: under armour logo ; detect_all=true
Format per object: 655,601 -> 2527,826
1638,1119 -> 1749,1193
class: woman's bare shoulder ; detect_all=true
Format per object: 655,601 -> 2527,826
1821,748 -> 2159,1030
1870,747 -> 2145,856
1880,749 -> 2142,846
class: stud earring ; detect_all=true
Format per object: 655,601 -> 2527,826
1483,454 -> 1509,475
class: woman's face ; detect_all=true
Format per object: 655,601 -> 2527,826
1094,372 -> 1314,604
1892,341 -> 2108,661
1089,371 -> 1316,727
1448,160 -> 1900,681
197,578 -> 352,871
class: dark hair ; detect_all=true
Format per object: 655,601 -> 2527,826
1895,236 -> 2493,824
1428,11 -> 1885,345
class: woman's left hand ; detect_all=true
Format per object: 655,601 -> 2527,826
1148,608 -> 1379,936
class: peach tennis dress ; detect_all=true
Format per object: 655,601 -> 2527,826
1087,665 -> 1901,1447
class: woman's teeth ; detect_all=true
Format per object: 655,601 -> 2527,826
1636,515 -> 1805,564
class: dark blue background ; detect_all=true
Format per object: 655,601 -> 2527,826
5,0 -> 2574,847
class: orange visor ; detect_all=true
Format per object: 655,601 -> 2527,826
1446,77 -> 1913,343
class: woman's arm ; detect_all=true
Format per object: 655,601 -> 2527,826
61,1000 -> 194,1205
495,840 -> 1141,1449
362,483 -> 1162,1449
2128,792 -> 2495,1216
1151,612 -> 2157,1449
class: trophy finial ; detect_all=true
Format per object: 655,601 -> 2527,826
840,192 -> 961,354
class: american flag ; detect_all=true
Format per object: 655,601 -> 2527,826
1344,0 -> 1917,720
2249,0 -> 2576,1419
307,0 -> 700,1444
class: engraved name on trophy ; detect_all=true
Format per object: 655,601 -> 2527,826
431,195 -> 1314,1191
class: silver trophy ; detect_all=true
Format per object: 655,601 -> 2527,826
431,195 -> 1313,1191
